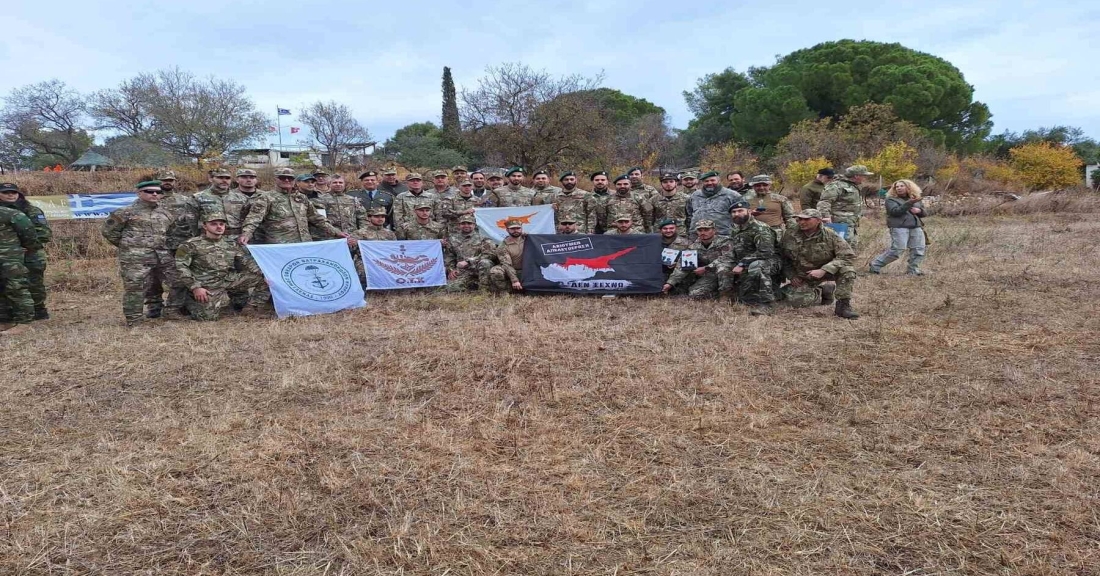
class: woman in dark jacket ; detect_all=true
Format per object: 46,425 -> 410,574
869,179 -> 927,275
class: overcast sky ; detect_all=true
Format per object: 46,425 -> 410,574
3,0 -> 1097,146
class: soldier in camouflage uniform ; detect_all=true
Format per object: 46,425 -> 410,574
488,219 -> 526,293
656,218 -> 691,294
317,182 -> 367,234
587,171 -> 613,234
663,219 -> 732,299
648,173 -> 689,236
102,180 -> 176,326
799,168 -> 834,211
444,215 -> 494,292
469,170 -> 501,207
780,209 -> 859,319
607,175 -> 652,233
604,215 -> 643,235
818,165 -> 871,250
718,200 -> 781,314
233,167 -> 263,200
494,168 -> 536,207
192,168 -> 251,238
0,190 -> 42,334
0,183 -> 51,320
686,171 -> 742,238
741,174 -> 796,233
549,172 -> 590,231
393,173 -> 440,227
151,169 -> 197,319
530,170 -> 561,205
355,208 -> 397,241
429,170 -> 454,198
397,202 -> 446,240
440,180 -> 482,233
558,217 -> 582,235
239,168 -> 345,245
679,171 -> 699,195
378,167 -> 408,197
628,167 -> 658,200
175,212 -> 270,320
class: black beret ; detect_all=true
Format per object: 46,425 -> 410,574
533,169 -> 548,177
613,174 -> 630,184
559,171 -> 575,181
818,168 -> 836,177
590,171 -> 608,179
729,199 -> 750,211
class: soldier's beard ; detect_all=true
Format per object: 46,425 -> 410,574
732,215 -> 749,225
563,184 -> 575,191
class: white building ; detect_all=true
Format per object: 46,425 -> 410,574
229,146 -> 322,169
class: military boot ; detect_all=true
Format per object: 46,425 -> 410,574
819,283 -> 835,305
34,307 -> 50,320
835,299 -> 860,320
750,303 -> 774,316
162,307 -> 188,321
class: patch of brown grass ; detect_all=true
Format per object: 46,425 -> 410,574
2,214 -> 1098,574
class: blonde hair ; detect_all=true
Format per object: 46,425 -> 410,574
889,179 -> 922,200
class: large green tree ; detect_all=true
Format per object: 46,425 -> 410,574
382,122 -> 466,168
682,40 -> 993,154
440,67 -> 462,151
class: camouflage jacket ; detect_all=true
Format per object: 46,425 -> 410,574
444,231 -> 493,271
493,235 -> 526,282
240,189 -> 338,244
720,217 -> 778,268
604,191 -> 653,233
631,182 -> 658,200
779,224 -> 855,280
102,199 -> 173,254
741,190 -> 796,230
666,235 -> 732,286
531,185 -> 561,206
587,190 -> 612,234
160,192 -> 199,250
603,228 -> 643,235
550,188 -> 591,231
0,206 -> 41,258
397,219 -> 446,241
317,192 -> 367,234
3,198 -> 51,246
647,190 -> 690,233
175,235 -> 260,290
686,187 -> 742,236
440,194 -> 481,233
194,188 -> 251,232
354,223 -> 397,241
799,180 -> 826,212
471,188 -> 502,207
393,191 -> 440,227
493,185 -> 535,207
818,178 -> 863,223
660,235 -> 691,274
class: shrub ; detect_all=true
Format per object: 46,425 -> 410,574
782,157 -> 831,192
699,143 -> 758,177
855,141 -> 918,186
1009,142 -> 1083,190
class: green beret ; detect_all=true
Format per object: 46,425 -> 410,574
656,218 -> 677,228
613,174 -> 630,184
699,171 -> 719,180
590,171 -> 608,180
559,171 -> 575,181
627,166 -> 643,174
505,167 -> 524,177
136,180 -> 162,190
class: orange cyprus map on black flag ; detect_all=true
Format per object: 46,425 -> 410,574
521,234 -> 665,294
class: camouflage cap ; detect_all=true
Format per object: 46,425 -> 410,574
615,215 -> 632,222
680,171 -> 699,180
413,199 -> 433,209
845,165 -> 875,177
210,168 -> 232,178
358,170 -> 377,179
660,173 -> 679,182
367,207 -> 387,217
405,172 -> 423,181
488,169 -> 505,179
312,168 -> 329,176
430,169 -> 448,178
274,167 -> 296,177
0,182 -> 20,193
382,167 -> 398,176
235,168 -> 257,177
458,179 -> 473,186
457,214 -> 475,224
504,218 -> 524,228
749,174 -> 772,185
796,208 -> 822,219
655,218 -> 676,228
451,165 -> 468,173
156,170 -> 177,181
203,212 -> 228,223
558,217 -> 577,224
694,219 -> 716,230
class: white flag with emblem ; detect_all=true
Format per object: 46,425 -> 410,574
473,204 -> 555,242
359,240 -> 446,290
247,239 -> 366,318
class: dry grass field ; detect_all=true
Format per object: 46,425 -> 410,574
2,213 -> 1098,575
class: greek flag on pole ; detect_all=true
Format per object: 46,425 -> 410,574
277,107 -> 291,115
474,204 -> 555,242
359,240 -> 446,290
247,239 -> 366,318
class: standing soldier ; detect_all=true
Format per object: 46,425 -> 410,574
741,174 -> 796,233
494,168 -> 535,206
606,175 -> 652,233
587,171 -> 612,234
317,179 -> 367,234
312,169 -> 331,193
102,180 -> 176,326
348,170 -> 395,229
469,170 -> 500,206
397,201 -> 446,240
686,171 -> 742,238
0,189 -> 42,335
780,209 -> 859,319
175,213 -> 270,320
429,170 -> 453,198
378,168 -> 408,196
234,168 -> 263,200
531,170 -> 561,205
444,215 -> 494,292
451,166 -> 469,189
486,170 -> 506,197
628,167 -> 658,199
193,168 -> 251,239
488,219 -> 526,294
393,173 -> 439,227
648,173 -> 689,236
800,168 -> 834,211
679,171 -> 700,195
818,165 -> 871,250
662,220 -> 732,299
549,171 -> 590,231
440,180 -> 481,233
0,183 -> 51,320
154,169 -> 198,319
238,168 -> 346,245
719,200 -> 782,314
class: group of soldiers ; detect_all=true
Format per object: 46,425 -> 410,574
0,162 -> 872,331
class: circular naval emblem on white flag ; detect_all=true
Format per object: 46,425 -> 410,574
280,257 -> 353,302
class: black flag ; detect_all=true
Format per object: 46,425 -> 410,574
521,234 -> 664,294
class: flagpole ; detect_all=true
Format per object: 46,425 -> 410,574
276,106 -> 284,152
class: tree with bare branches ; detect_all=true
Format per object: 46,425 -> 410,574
1,79 -> 91,166
298,101 -> 372,169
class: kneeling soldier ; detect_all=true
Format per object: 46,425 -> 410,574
719,200 -> 782,315
175,213 -> 270,320
779,208 -> 859,319
445,215 -> 494,292
663,219 -> 731,299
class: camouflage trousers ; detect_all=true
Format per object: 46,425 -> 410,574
0,258 -> 34,324
662,268 -> 689,296
25,250 -> 47,311
721,259 -> 781,305
782,270 -> 856,307
678,269 -> 722,299
487,265 -> 521,293
121,249 -> 178,323
446,259 -> 493,293
184,273 -> 270,321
